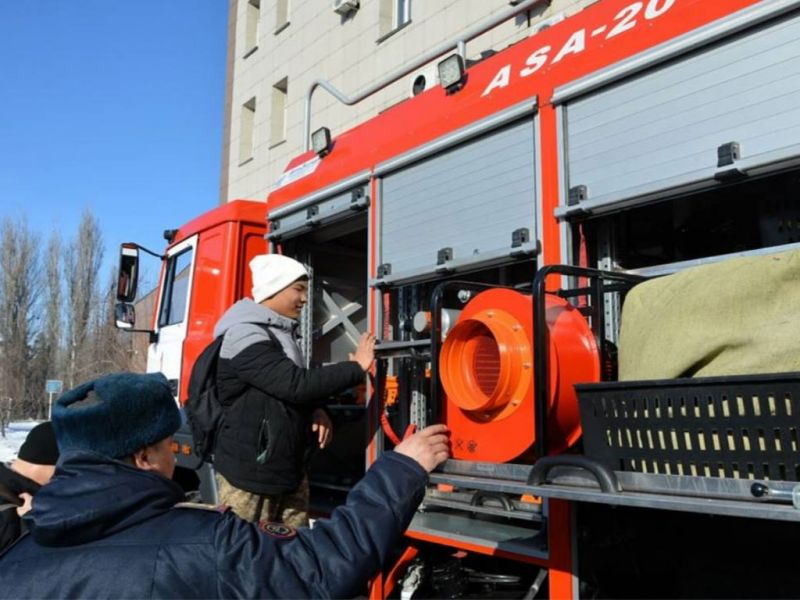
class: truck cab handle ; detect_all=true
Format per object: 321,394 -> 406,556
527,456 -> 621,494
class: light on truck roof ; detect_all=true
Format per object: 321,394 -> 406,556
311,126 -> 332,157
437,54 -> 465,95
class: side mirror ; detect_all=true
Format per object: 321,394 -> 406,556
115,302 -> 136,330
116,244 -> 140,303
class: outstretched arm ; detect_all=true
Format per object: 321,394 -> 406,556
215,425 -> 450,599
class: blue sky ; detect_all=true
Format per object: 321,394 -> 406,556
0,2 -> 228,287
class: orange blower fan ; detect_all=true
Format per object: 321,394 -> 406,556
439,288 -> 599,463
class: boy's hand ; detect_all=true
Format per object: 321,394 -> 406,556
349,332 -> 376,372
311,408 -> 333,449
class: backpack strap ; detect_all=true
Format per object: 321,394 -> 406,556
259,323 -> 280,343
220,322 -> 279,349
219,322 -> 281,387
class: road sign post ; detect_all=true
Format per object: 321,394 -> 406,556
45,380 -> 63,420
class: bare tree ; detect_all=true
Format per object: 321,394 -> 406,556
87,268 -> 135,376
26,232 -> 64,418
0,217 -> 41,419
27,333 -> 51,419
0,210 -> 141,420
44,232 -> 63,375
63,211 -> 104,388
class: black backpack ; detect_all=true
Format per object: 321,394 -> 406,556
185,323 -> 277,462
185,335 -> 226,462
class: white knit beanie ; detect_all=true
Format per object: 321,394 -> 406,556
250,254 -> 308,304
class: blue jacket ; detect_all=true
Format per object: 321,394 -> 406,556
0,449 -> 427,598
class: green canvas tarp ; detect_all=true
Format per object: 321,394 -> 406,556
618,249 -> 800,380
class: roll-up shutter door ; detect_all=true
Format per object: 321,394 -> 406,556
380,118 -> 537,280
268,186 -> 369,241
563,10 -> 800,216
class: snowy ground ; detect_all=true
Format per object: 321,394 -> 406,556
0,421 -> 41,464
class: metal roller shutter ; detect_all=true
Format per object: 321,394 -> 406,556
269,186 -> 369,241
380,118 -> 537,280
563,10 -> 800,217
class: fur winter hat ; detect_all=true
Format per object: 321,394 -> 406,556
250,254 -> 308,304
52,372 -> 181,459
18,421 -> 59,465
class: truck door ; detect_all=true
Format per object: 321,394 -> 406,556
268,185 -> 370,498
147,235 -> 197,398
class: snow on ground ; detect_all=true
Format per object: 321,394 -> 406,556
0,421 -> 41,464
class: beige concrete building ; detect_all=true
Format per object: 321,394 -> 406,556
219,0 -> 598,204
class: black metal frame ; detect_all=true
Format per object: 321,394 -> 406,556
531,265 -> 646,459
424,267 -> 646,463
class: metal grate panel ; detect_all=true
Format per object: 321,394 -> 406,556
577,373 -> 800,481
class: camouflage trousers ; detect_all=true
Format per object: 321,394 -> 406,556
215,472 -> 310,528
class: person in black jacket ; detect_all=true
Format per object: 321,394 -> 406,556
212,253 -> 375,526
0,421 -> 59,552
0,372 -> 449,599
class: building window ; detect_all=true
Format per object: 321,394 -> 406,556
244,0 -> 260,57
239,97 -> 256,164
378,0 -> 411,40
270,77 -> 288,147
395,0 -> 411,28
275,0 -> 290,34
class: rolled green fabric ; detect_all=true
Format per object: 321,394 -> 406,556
619,249 -> 800,380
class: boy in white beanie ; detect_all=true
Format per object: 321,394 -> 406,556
210,253 -> 375,526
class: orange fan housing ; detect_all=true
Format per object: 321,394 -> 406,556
440,288 -> 599,463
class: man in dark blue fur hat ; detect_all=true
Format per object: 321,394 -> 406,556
0,372 -> 449,599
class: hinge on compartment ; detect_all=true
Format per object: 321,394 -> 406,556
350,188 -> 369,210
568,185 -> 587,206
717,141 -> 740,167
715,141 -> 745,181
511,228 -> 530,248
306,205 -> 319,226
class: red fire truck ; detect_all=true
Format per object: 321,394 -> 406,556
116,0 -> 800,596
